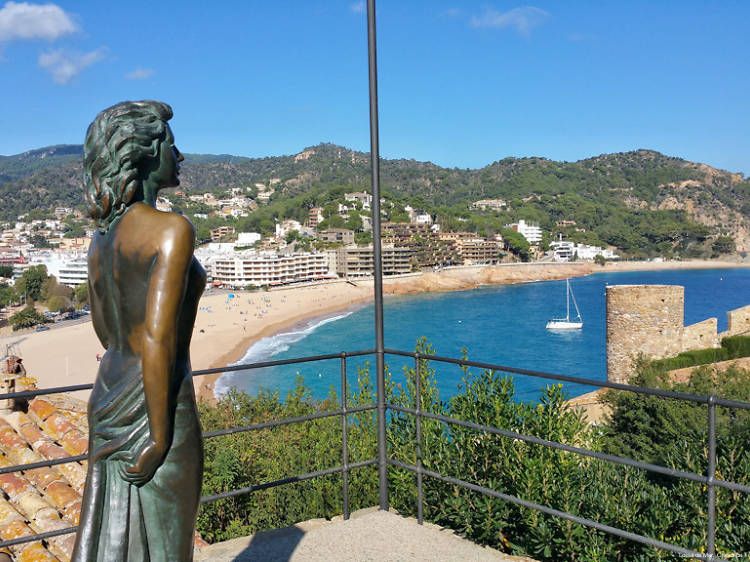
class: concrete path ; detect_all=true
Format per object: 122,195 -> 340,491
195,507 -> 535,562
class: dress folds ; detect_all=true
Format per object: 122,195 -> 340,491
72,353 -> 202,562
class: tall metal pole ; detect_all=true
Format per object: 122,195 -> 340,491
706,397 -> 716,560
366,0 -> 388,511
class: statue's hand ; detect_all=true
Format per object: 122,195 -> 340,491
122,439 -> 168,486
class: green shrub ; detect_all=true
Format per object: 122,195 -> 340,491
9,305 -> 47,330
721,335 -> 750,359
652,347 -> 729,371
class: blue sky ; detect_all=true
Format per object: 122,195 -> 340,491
0,1 -> 748,175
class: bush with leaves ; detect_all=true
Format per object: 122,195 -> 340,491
197,371 -> 379,543
9,305 -> 47,330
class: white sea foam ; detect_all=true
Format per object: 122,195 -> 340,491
213,310 -> 355,398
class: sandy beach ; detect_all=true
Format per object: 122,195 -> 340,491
1,259 -> 746,404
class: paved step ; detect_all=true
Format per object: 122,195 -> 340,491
195,507 -> 535,562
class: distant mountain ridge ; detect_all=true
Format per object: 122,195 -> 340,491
0,144 -> 82,186
1,142 -> 749,253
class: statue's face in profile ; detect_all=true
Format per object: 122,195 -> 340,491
151,125 -> 184,190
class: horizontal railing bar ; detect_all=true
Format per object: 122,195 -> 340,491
388,459 -> 724,562
203,405 -> 377,439
3,348 -> 746,411
0,525 -> 77,549
0,384 -> 93,400
200,458 -> 378,503
714,477 -> 750,494
0,454 -> 88,475
387,404 -> 750,494
0,458 -> 379,548
0,350 -> 377,402
0,405 -> 378,475
385,349 -> 750,409
193,349 -> 377,376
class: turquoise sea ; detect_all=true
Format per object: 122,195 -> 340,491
214,267 -> 750,403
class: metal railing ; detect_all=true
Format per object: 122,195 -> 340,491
0,348 -> 747,561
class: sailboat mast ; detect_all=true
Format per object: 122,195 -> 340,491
566,279 -> 570,320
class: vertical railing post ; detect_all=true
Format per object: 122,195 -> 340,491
414,353 -> 424,524
366,0 -> 388,511
707,396 -> 717,560
340,352 -> 350,520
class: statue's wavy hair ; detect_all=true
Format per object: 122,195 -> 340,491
83,101 -> 173,232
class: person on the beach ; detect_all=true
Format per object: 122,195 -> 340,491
74,101 -> 205,561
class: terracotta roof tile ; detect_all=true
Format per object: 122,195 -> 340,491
0,427 -> 29,454
60,501 -> 80,527
58,435 -> 87,458
0,500 -> 24,526
0,474 -> 33,501
16,544 -> 60,562
34,444 -> 67,462
0,519 -> 31,542
0,512 -> 60,561
22,469 -> 64,493
16,426 -> 46,450
15,492 -> 56,521
40,416 -> 76,444
42,484 -> 78,513
50,465 -> 85,497
26,402 -> 55,424
30,516 -> 74,561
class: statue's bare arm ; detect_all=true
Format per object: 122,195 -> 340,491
88,277 -> 109,349
124,213 -> 195,485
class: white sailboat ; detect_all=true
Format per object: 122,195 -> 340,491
546,279 -> 583,330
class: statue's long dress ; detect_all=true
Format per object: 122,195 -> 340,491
73,354 -> 203,561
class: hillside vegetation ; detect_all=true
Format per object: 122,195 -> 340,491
2,143 -> 749,257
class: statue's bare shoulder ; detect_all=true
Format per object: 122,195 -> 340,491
119,203 -> 195,259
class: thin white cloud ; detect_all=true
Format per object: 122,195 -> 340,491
125,67 -> 155,80
350,1 -> 364,14
440,8 -> 462,19
0,1 -> 78,42
38,47 -> 106,84
471,6 -> 549,36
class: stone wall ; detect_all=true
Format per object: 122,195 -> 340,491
607,285 -> 750,383
682,318 -> 719,351
725,304 -> 750,338
606,285 -> 684,384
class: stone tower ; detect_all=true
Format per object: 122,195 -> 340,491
606,285 -> 684,384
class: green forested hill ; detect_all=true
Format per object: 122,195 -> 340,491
1,142 -> 748,257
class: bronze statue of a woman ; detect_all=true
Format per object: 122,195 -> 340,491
73,101 -> 205,561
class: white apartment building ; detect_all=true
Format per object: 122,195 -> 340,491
412,212 -> 433,226
237,232 -> 262,246
549,240 -> 575,262
471,199 -> 507,211
344,192 -> 373,206
25,251 -> 88,286
507,219 -> 543,244
210,251 -> 330,287
56,256 -> 88,286
549,239 -> 619,262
